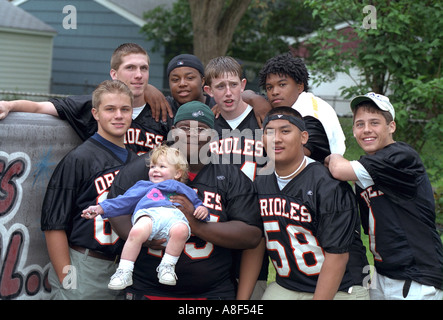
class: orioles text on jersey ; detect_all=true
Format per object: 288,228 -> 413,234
124,128 -> 164,150
259,197 -> 312,223
359,186 -> 384,207
209,137 -> 264,158
209,128 -> 264,159
201,190 -> 222,211
94,170 -> 120,195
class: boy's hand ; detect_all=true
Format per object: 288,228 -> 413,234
0,101 -> 11,120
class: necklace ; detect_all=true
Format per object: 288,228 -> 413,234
275,156 -> 306,179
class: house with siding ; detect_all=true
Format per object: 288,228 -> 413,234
0,0 -> 56,96
13,0 -> 173,95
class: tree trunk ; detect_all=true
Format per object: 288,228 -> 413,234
188,0 -> 252,66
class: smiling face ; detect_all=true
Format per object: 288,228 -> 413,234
169,67 -> 205,105
352,106 -> 396,155
92,92 -> 133,147
172,120 -> 212,163
263,118 -> 308,176
148,155 -> 182,183
110,53 -> 149,107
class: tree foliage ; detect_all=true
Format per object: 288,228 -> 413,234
141,0 -> 318,65
303,0 -> 443,182
229,0 -> 320,63
141,0 -> 193,58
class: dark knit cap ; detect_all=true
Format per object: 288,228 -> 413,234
173,101 -> 214,129
167,54 -> 205,77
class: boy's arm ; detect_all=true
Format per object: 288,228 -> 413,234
44,230 -> 71,284
0,100 -> 58,119
313,252 -> 349,300
324,154 -> 358,181
237,238 -> 266,300
242,90 -> 271,127
144,84 -> 173,122
170,194 -> 262,249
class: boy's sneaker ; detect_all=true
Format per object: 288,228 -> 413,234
108,268 -> 133,290
157,263 -> 177,286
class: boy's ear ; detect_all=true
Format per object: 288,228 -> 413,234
301,130 -> 309,145
91,107 -> 99,121
203,85 -> 213,97
110,69 -> 117,80
388,120 -> 396,134
241,78 -> 247,92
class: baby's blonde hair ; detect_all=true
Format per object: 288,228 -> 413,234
148,145 -> 189,183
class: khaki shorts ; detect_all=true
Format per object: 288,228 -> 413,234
262,281 -> 370,300
48,247 -> 122,300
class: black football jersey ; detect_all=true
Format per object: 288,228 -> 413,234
303,116 -> 331,163
255,161 -> 366,293
108,158 -> 262,298
356,142 -> 443,289
50,95 -> 170,155
41,137 -> 138,257
210,108 -> 268,181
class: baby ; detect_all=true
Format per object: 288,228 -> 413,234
82,145 -> 208,289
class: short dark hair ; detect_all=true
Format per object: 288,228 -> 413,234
111,43 -> 149,71
263,106 -> 306,132
266,106 -> 303,119
353,101 -> 394,124
259,52 -> 309,92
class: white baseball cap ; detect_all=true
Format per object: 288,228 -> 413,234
350,92 -> 395,119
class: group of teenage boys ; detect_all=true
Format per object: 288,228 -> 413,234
0,42 -> 442,300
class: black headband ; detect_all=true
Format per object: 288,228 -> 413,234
262,114 -> 306,132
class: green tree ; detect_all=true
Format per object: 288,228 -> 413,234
141,0 -> 193,59
303,0 -> 443,182
229,0 -> 320,63
141,0 -> 250,66
141,0 -> 319,65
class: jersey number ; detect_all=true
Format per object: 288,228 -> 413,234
94,191 -> 119,245
264,221 -> 325,277
367,207 -> 382,261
